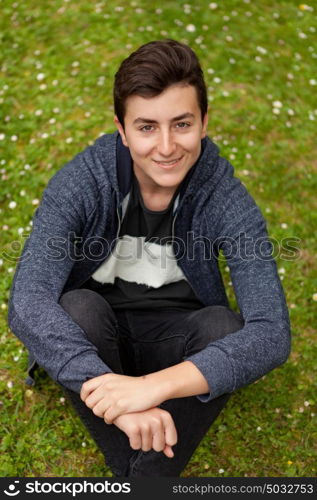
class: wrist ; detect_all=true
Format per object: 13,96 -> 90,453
143,361 -> 210,401
142,368 -> 181,403
142,372 -> 173,404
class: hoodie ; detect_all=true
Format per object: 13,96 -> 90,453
7,131 -> 291,403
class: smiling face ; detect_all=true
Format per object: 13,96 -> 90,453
114,83 -> 208,196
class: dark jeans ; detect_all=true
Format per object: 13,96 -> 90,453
58,289 -> 244,477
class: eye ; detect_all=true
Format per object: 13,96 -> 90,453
140,125 -> 154,132
176,122 -> 191,129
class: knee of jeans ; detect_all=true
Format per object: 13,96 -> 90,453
204,305 -> 244,330
59,288 -> 109,313
58,288 -> 117,334
184,305 -> 244,355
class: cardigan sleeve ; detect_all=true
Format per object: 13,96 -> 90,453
7,151 -> 113,394
185,161 -> 291,402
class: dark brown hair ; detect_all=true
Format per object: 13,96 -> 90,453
113,39 -> 208,128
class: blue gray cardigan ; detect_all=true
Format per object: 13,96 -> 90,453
7,131 -> 291,402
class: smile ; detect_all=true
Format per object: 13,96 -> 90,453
153,157 -> 183,168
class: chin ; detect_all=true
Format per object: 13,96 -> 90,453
154,174 -> 185,188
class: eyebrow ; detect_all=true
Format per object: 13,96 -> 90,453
132,112 -> 195,125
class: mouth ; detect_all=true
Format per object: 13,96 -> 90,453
153,156 -> 183,169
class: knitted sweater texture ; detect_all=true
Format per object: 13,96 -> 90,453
8,131 -> 291,402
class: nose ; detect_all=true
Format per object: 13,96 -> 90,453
156,129 -> 177,157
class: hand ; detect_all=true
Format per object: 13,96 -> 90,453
80,373 -> 163,423
113,407 -> 177,458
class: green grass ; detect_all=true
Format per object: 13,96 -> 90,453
0,0 -> 316,477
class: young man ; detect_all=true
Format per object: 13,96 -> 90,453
8,39 -> 291,477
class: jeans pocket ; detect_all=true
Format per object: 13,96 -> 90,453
134,334 -> 186,376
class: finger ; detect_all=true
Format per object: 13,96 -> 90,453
104,405 -> 122,425
84,388 -> 107,410
104,414 -> 112,425
129,431 -> 142,451
163,445 -> 174,458
104,411 -> 114,425
80,376 -> 105,401
151,423 -> 165,453
140,424 -> 152,452
90,399 -> 109,419
161,412 -> 178,446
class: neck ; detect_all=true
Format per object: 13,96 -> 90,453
140,190 -> 176,211
133,166 -> 178,211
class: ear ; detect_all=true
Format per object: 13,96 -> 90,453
201,112 -> 208,138
114,115 -> 129,147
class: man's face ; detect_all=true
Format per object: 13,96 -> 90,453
114,84 -> 208,193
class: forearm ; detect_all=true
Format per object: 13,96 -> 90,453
144,360 -> 210,402
80,362 -> 210,423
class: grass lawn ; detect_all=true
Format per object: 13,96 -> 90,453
0,0 -> 316,477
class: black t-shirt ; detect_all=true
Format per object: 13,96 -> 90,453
82,174 -> 203,310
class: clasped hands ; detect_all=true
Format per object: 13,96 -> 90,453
80,372 -> 177,458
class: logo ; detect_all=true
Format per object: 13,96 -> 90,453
4,481 -> 20,496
